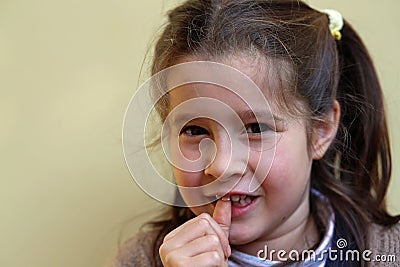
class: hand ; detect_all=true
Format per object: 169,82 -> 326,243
159,199 -> 232,267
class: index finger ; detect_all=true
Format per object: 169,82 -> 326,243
212,198 -> 232,238
212,197 -> 231,258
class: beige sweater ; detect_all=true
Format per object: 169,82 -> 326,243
110,223 -> 399,267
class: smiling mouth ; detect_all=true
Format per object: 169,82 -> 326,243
213,194 -> 257,207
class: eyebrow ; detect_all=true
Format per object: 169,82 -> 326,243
169,110 -> 283,125
236,110 -> 283,122
169,113 -> 201,125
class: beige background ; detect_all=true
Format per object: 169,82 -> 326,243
1,1 -> 399,267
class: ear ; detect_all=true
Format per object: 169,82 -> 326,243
311,100 -> 340,160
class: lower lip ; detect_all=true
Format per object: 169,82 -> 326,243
231,197 -> 259,217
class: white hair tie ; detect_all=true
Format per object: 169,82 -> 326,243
320,9 -> 344,40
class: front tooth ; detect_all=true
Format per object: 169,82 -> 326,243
240,195 -> 246,200
231,195 -> 240,202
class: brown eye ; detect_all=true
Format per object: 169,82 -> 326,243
180,126 -> 209,136
245,123 -> 271,134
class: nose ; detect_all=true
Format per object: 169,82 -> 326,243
204,132 -> 247,181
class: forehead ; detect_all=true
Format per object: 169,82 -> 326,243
167,55 -> 279,114
169,83 -> 247,108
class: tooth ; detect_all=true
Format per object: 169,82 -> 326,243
240,195 -> 246,200
231,195 -> 240,202
240,199 -> 246,205
245,197 -> 252,204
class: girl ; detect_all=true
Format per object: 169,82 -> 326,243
114,0 -> 400,266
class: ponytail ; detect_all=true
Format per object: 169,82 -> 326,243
312,20 -> 400,256
338,22 -> 395,221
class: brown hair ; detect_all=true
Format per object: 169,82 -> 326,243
143,0 -> 399,265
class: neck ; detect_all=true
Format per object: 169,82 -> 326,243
268,213 -> 319,258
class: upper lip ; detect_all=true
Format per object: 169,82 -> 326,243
210,191 -> 259,198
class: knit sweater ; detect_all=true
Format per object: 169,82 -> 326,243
110,222 -> 400,267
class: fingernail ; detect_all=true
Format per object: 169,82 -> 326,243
215,195 -> 231,201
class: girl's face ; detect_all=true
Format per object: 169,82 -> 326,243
168,56 -> 333,253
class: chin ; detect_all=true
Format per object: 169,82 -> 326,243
228,225 -> 260,245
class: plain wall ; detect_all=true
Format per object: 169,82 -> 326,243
1,1 -> 399,267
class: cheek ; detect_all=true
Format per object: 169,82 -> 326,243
173,168 -> 202,187
173,168 -> 214,213
247,149 -> 275,186
177,141 -> 201,161
257,136 -> 312,192
171,140 -> 210,174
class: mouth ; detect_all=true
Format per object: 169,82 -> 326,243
223,194 -> 256,207
211,193 -> 259,217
